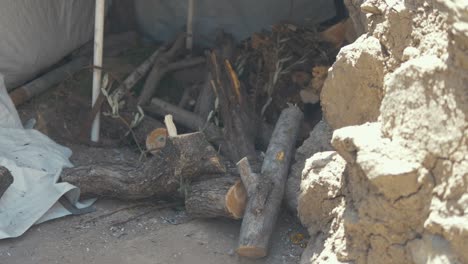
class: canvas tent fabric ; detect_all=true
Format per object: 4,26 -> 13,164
0,75 -> 95,239
0,0 -> 335,90
0,0 -> 96,90
135,0 -> 336,45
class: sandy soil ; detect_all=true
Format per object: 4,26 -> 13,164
2,48 -> 308,264
0,199 -> 305,264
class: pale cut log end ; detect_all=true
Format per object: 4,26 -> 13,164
225,180 -> 247,219
236,246 -> 267,258
164,114 -> 178,137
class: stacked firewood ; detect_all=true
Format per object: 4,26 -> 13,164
63,20 -> 347,258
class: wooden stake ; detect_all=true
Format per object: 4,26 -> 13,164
91,0 -> 106,142
236,105 -> 303,258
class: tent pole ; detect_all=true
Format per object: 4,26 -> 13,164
91,0 -> 106,142
186,0 -> 194,50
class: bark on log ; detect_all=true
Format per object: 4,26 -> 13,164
145,97 -> 273,151
208,32 -> 259,163
144,97 -> 224,146
62,132 -> 226,200
138,33 -> 205,105
0,166 -> 14,198
138,34 -> 186,105
236,105 -> 303,258
110,45 -> 166,104
138,56 -> 205,105
186,177 -> 247,219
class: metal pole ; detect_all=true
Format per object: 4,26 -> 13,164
91,0 -> 105,142
186,0 -> 194,50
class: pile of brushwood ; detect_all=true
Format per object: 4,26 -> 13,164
60,21 -> 345,258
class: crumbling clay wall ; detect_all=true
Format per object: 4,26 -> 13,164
299,0 -> 468,263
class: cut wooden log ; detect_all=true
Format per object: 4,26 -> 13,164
138,56 -> 206,105
78,95 -> 164,147
145,97 -> 273,151
62,132 -> 226,200
208,32 -> 259,163
0,166 -> 14,198
236,105 -> 303,258
9,57 -> 89,106
138,33 -> 186,105
177,85 -> 193,109
132,116 -> 164,147
186,177 -> 247,219
144,97 -> 224,146
138,33 -> 205,105
110,45 -> 166,104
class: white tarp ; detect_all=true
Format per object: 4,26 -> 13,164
0,75 -> 94,239
135,0 -> 336,45
0,0 -> 96,90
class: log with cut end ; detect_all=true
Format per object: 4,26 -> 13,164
138,33 -> 206,105
110,45 -> 166,103
207,32 -> 258,163
144,97 -> 224,146
9,57 -> 89,106
145,97 -> 273,153
62,132 -> 225,200
236,105 -> 303,258
145,128 -> 168,154
132,115 -> 164,143
186,177 -> 247,219
138,56 -> 205,105
0,166 -> 14,198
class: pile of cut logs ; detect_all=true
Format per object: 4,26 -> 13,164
59,21 -> 347,258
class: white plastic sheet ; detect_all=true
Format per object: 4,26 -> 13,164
0,75 -> 94,239
0,0 -> 96,90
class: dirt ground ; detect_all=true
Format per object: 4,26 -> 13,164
0,199 -> 305,264
1,52 -> 307,264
